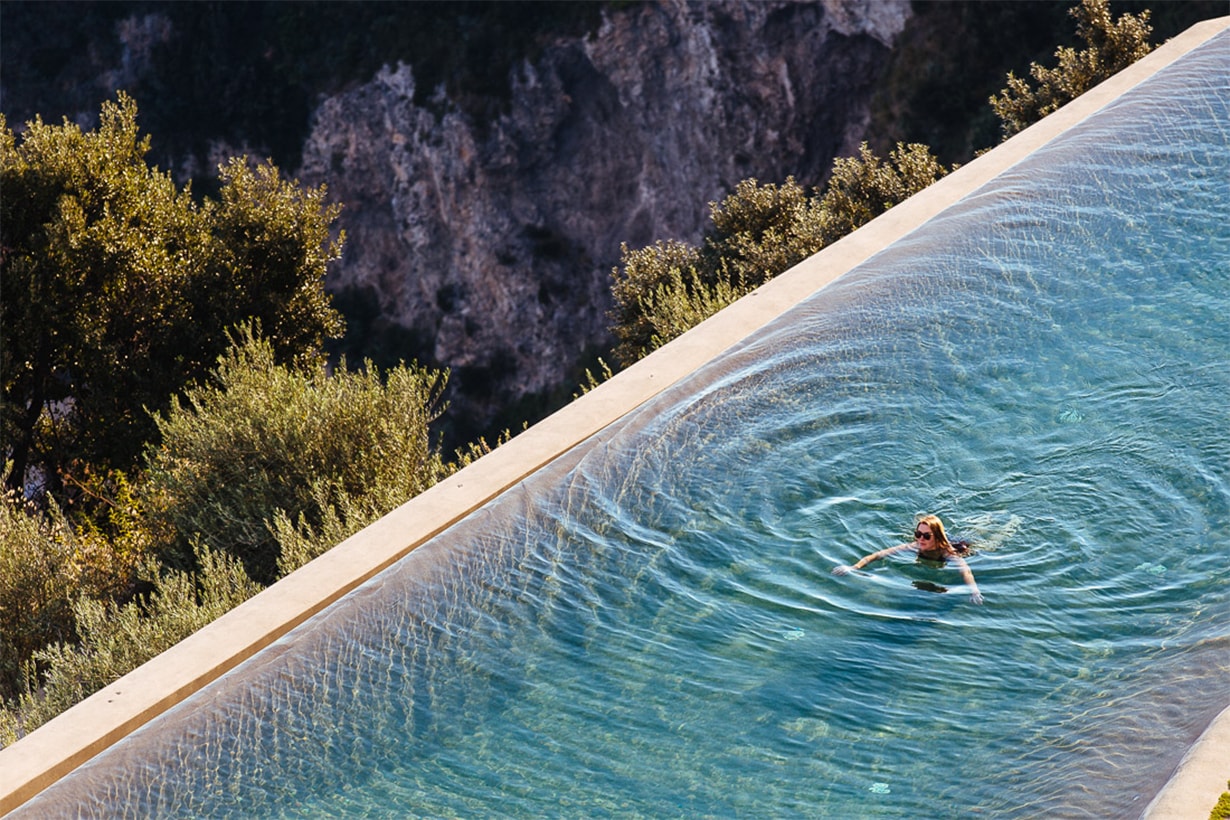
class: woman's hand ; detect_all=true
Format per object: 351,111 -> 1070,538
832,565 -> 854,576
970,590 -> 984,605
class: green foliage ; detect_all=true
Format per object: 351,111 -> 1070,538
272,482 -> 406,578
640,264 -> 759,355
870,1 -> 1222,165
0,94 -> 343,501
609,177 -> 827,365
196,157 -> 345,367
0,545 -> 260,745
990,0 -> 1153,139
817,143 -> 951,243
610,238 -> 705,366
1214,781 -> 1230,820
0,484 -> 144,702
609,146 -> 949,366
145,329 -> 450,584
575,358 -> 616,399
272,419 -> 504,576
0,492 -> 85,700
703,177 -> 828,289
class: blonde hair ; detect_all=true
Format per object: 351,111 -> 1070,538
916,514 -> 953,553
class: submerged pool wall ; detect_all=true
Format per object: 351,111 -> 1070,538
1,15 -> 1227,817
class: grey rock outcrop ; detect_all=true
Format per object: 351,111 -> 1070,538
297,0 -> 910,441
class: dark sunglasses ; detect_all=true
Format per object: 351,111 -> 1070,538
913,530 -> 933,541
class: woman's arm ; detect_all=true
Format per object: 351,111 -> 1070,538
832,543 -> 912,575
951,555 -> 983,604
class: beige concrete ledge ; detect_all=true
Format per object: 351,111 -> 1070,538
1144,702 -> 1230,820
2,15 -> 1227,816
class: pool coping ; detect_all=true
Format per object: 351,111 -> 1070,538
2,15 -> 1227,817
1143,701 -> 1230,820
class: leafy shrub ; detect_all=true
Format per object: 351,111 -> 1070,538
990,0 -> 1153,138
702,177 -> 828,289
0,493 -> 82,701
817,142 -> 951,243
609,145 -> 948,366
145,328 -> 451,584
1214,781 -> 1230,820
0,545 -> 260,745
270,425 -> 507,577
0,485 -> 144,701
609,177 -> 826,365
610,239 -> 705,365
270,482 -> 401,577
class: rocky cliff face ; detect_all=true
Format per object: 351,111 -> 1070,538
0,0 -> 909,444
297,0 -> 910,442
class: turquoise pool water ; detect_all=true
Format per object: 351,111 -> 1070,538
19,32 -> 1228,819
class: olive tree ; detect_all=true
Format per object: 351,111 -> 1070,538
145,329 -> 452,584
1,94 -> 343,500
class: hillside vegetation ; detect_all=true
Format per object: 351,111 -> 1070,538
608,0 -> 1157,365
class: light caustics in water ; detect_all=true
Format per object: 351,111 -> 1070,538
19,32 -> 1229,820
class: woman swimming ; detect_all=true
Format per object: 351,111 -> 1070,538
832,514 -> 983,604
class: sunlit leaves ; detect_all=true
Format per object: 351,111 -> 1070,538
145,328 -> 450,583
609,147 -> 949,366
1,94 -> 343,499
990,0 -> 1153,138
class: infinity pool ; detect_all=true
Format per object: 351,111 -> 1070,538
19,30 -> 1228,819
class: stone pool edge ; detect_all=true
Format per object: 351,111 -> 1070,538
2,15 -> 1227,816
1143,701 -> 1230,820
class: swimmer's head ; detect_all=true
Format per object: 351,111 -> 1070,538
914,514 -> 951,552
